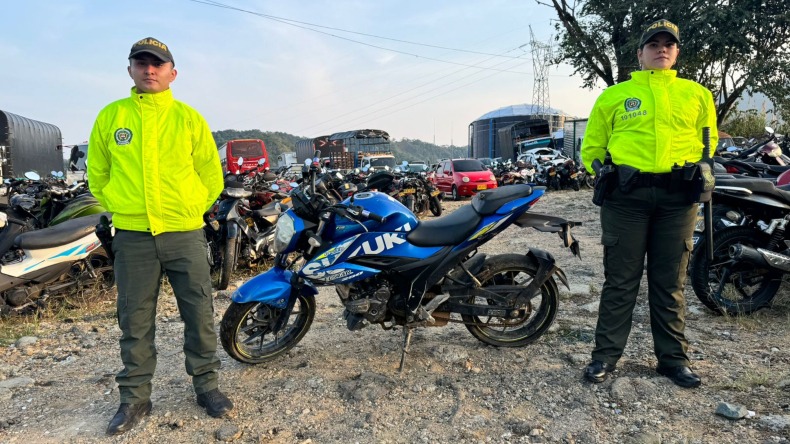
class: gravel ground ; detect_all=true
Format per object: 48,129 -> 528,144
0,188 -> 788,444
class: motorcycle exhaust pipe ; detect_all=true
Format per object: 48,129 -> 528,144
728,244 -> 790,272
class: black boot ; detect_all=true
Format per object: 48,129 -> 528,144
584,360 -> 616,383
106,401 -> 152,436
196,388 -> 234,418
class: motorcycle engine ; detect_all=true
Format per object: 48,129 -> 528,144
336,279 -> 393,324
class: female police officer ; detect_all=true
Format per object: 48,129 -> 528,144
580,19 -> 718,388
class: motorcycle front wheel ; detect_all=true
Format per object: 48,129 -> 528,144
689,226 -> 781,315
462,254 -> 559,347
217,236 -> 239,291
429,195 -> 442,217
403,194 -> 416,213
220,294 -> 316,364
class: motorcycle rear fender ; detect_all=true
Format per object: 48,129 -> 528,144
231,266 -> 318,307
526,248 -> 570,291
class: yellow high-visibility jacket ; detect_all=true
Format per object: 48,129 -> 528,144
581,69 -> 718,174
87,87 -> 223,235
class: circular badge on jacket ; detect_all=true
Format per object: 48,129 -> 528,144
114,128 -> 133,145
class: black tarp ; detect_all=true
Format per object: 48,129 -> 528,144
0,110 -> 63,178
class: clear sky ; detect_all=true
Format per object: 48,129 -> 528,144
0,0 -> 603,148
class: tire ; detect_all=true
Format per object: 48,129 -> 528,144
584,173 -> 595,189
429,195 -> 442,217
550,177 -> 561,191
690,226 -> 781,315
451,185 -> 460,201
404,195 -> 415,213
87,248 -> 115,289
220,294 -> 316,364
218,236 -> 239,291
571,179 -> 580,191
462,254 -> 559,347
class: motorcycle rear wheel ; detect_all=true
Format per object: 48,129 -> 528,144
690,226 -> 781,315
217,237 -> 239,291
220,294 -> 315,364
462,254 -> 559,347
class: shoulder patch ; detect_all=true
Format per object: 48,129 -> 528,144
114,128 -> 133,145
624,98 -> 641,112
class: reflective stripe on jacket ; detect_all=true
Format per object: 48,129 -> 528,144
87,87 -> 223,235
581,69 -> 718,174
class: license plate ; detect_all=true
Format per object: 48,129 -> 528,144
477,184 -> 486,190
430,190 -> 441,197
399,188 -> 416,196
570,172 -> 578,179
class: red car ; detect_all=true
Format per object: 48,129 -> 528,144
434,158 -> 497,200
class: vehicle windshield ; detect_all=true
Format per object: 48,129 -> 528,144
230,141 -> 264,157
370,157 -> 397,168
453,159 -> 485,172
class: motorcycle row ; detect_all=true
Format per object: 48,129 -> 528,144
0,154 -> 587,371
690,127 -> 790,316
490,149 -> 593,191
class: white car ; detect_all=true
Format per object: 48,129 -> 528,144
517,148 -> 567,166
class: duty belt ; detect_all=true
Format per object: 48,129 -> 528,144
632,172 -> 672,189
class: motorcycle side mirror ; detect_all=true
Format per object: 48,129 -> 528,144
25,171 -> 41,181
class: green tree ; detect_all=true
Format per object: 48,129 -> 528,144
720,109 -> 771,139
539,0 -> 790,124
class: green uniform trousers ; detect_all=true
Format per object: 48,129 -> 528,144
592,186 -> 697,368
112,229 -> 220,404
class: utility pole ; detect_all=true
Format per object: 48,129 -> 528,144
530,26 -> 553,132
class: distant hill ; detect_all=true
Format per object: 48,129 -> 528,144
212,129 -> 468,165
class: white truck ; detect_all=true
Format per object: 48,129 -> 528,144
359,153 -> 397,172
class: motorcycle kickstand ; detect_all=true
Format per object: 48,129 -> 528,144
398,327 -> 413,373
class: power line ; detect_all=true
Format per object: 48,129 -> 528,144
187,0 -> 532,74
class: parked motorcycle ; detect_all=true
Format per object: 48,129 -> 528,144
399,170 -> 442,218
689,177 -> 790,315
205,159 -> 288,290
0,213 -> 113,315
219,162 -> 581,368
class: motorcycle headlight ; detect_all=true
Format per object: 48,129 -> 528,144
274,213 -> 295,253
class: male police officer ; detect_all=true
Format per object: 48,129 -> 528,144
88,37 -> 232,435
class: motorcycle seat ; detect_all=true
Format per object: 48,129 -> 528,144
716,178 -> 790,203
406,205 -> 481,247
14,212 -> 110,250
472,184 -> 534,215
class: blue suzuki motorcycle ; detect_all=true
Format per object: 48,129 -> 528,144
220,163 -> 581,368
